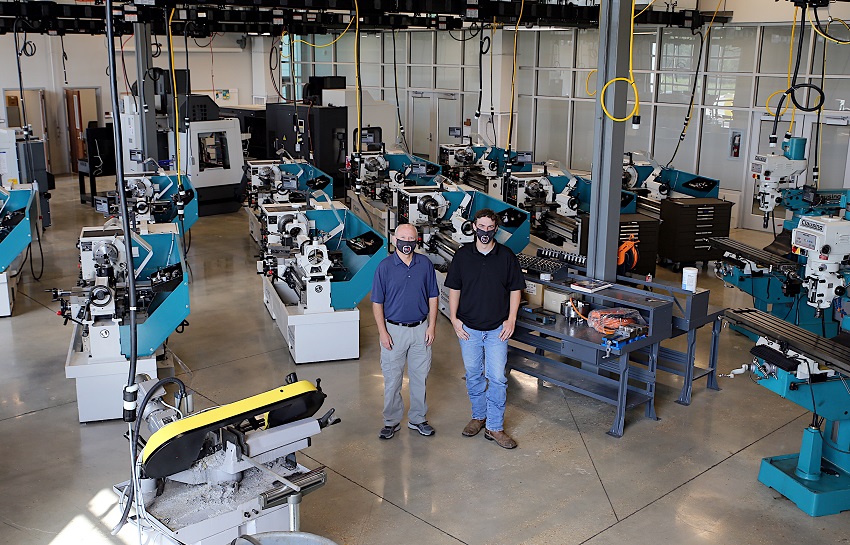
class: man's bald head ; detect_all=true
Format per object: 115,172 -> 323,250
395,223 -> 418,241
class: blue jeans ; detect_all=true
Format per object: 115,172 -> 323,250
458,324 -> 508,431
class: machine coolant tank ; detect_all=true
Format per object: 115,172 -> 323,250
783,137 -> 807,161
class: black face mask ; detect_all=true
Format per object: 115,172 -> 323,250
396,240 -> 416,255
475,228 -> 495,244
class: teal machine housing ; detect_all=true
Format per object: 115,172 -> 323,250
440,188 -> 530,253
277,162 -> 335,197
148,174 -> 199,234
724,308 -> 850,517
716,190 -> 850,339
0,186 -> 35,274
629,163 -> 720,199
307,207 -> 388,310
120,229 -> 190,358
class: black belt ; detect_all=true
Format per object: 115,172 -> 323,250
386,318 -> 427,327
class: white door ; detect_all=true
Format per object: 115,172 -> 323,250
799,114 -> 850,191
410,92 -> 432,159
409,92 -> 461,160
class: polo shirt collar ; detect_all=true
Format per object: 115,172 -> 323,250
392,251 -> 419,267
472,241 -> 500,256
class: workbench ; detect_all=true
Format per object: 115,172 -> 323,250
617,275 -> 723,405
509,275 -> 673,437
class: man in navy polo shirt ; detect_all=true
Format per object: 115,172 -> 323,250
445,208 -> 525,449
371,223 -> 439,440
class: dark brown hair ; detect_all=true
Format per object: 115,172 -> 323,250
473,208 -> 500,227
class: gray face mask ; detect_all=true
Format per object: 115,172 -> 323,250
396,240 -> 415,255
475,228 -> 494,244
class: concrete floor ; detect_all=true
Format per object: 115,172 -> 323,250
1,178 -> 848,545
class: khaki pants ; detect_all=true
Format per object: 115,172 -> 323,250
380,321 -> 431,426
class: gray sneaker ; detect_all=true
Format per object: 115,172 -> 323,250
407,421 -> 435,436
379,423 -> 401,440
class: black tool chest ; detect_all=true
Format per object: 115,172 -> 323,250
658,198 -> 733,265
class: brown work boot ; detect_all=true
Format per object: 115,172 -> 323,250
462,418 -> 486,437
484,429 -> 517,449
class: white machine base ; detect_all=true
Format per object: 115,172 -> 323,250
262,275 -> 360,364
114,461 -> 315,545
64,323 -> 164,423
0,270 -> 20,317
248,209 -> 263,245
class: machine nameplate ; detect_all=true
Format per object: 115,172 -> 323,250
751,162 -> 763,174
799,219 -> 824,232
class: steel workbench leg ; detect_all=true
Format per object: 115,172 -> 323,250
89,172 -> 97,207
607,354 -> 630,438
675,328 -> 698,406
646,343 -> 659,420
706,317 -> 721,391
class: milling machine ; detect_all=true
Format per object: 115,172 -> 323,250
712,137 -> 850,337
722,307 -> 850,517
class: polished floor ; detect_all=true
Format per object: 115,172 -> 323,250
1,178 -> 848,545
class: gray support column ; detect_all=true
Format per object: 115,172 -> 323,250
135,23 -> 158,163
587,0 -> 632,281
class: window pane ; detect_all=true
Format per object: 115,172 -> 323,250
517,67 -> 534,96
707,26 -> 757,73
756,76 -> 792,107
699,109 -> 750,191
535,99 -> 569,166
517,31 -> 536,68
361,64 -> 381,88
821,78 -> 850,111
570,101 -> 595,171
537,70 -> 571,97
706,75 -> 753,109
625,104 -> 651,154
657,73 -> 701,104
437,32 -> 462,64
336,64 -> 354,82
760,25 -> 808,74
517,96 -> 534,151
337,33 -> 355,63
312,35 -> 334,62
464,34 -> 481,66
360,33 -> 382,62
576,29 -> 599,69
384,65 -> 406,89
660,28 -> 700,72
538,30 -> 574,68
464,68 -> 480,93
813,32 -> 850,75
314,63 -> 334,76
575,70 -> 597,99
410,66 -> 433,88
436,67 -> 461,90
654,105 -> 697,170
383,31 -> 406,63
410,32 -> 433,64
632,30 -> 657,71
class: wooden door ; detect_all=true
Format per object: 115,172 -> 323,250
66,89 -> 84,173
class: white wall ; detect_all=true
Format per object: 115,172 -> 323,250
0,32 -> 253,174
727,0 -> 850,23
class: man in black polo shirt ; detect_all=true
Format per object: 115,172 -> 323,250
445,208 -> 525,449
371,223 -> 439,440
